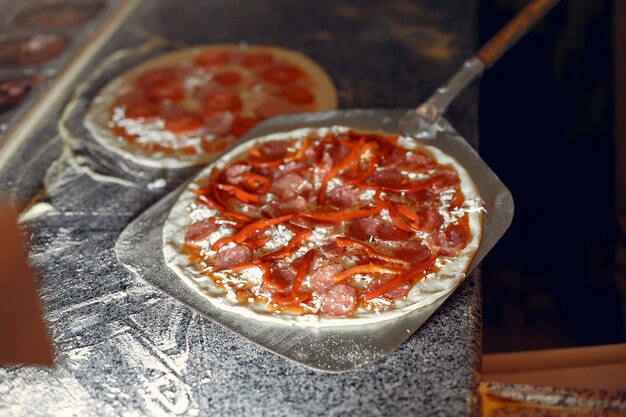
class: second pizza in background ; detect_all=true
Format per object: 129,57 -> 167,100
86,45 -> 338,168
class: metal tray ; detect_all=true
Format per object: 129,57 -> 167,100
116,109 -> 514,372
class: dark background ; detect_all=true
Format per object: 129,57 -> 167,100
478,0 -> 624,352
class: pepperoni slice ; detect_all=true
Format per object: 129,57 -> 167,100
347,217 -> 380,241
270,172 -> 309,201
436,168 -> 461,188
259,140 -> 289,160
124,103 -> 160,120
310,264 -> 344,293
158,105 -> 186,120
371,168 -> 405,188
320,284 -> 357,317
256,98 -> 303,118
203,112 -> 234,136
405,189 -> 436,203
115,85 -> 146,106
215,245 -> 252,271
203,92 -> 242,114
382,150 -> 433,170
193,81 -> 237,101
400,152 -> 432,169
427,224 -> 468,256
270,196 -> 308,215
136,68 -> 177,88
326,185 -> 359,209
419,207 -> 444,232
377,221 -> 413,241
164,112 -> 204,133
214,71 -> 242,86
269,267 -> 296,292
145,82 -> 184,103
370,274 -> 411,300
282,86 -> 314,104
242,53 -> 275,68
231,116 -> 260,137
348,216 -> 413,241
261,65 -> 302,84
224,163 -> 251,184
195,50 -> 230,68
185,219 -> 219,243
393,241 -> 431,265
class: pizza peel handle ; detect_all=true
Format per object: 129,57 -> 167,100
399,0 -> 561,138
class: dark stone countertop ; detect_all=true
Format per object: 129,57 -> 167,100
0,1 -> 482,416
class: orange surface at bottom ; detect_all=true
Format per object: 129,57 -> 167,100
482,343 -> 626,391
479,382 -> 626,417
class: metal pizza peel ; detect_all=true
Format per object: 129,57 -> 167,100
117,0 -> 557,371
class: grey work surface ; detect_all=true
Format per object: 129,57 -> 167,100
0,1 -> 483,416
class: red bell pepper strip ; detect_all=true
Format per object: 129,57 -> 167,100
250,235 -> 272,249
217,183 -> 260,204
220,210 -> 253,225
207,167 -> 230,208
291,249 -> 316,298
212,214 -> 294,251
318,137 -> 366,204
230,260 -> 279,290
195,192 -> 226,211
335,237 -> 410,267
248,138 -> 310,169
376,191 -> 421,230
395,203 -> 422,229
260,230 -> 312,261
248,158 -> 284,169
348,130 -> 399,145
299,206 -> 382,223
313,134 -> 339,165
241,173 -> 271,193
363,255 -> 437,301
343,155 -> 377,184
292,138 -> 310,161
195,190 -> 253,225
350,141 -> 378,175
333,263 -> 404,283
271,291 -> 312,305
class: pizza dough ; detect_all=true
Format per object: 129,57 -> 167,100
86,45 -> 338,168
163,126 -> 484,327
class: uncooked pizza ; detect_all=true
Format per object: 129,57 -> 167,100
86,45 -> 337,168
163,126 -> 484,326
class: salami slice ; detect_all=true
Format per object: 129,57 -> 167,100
320,285 -> 357,317
215,245 -> 252,271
